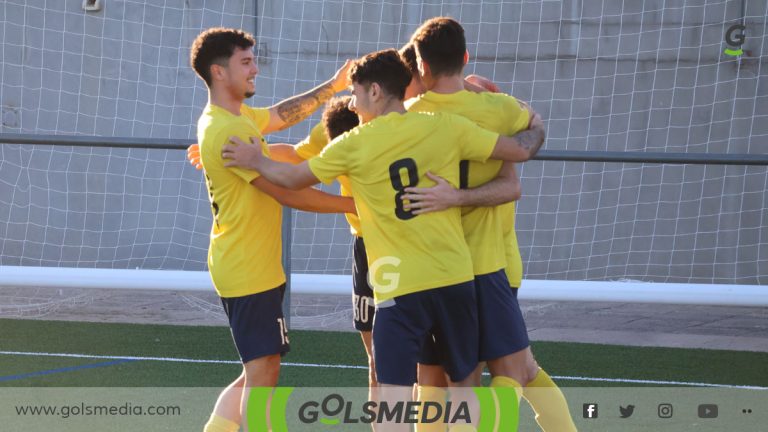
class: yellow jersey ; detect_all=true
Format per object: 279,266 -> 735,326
406,90 -> 529,286
197,103 -> 286,298
295,123 -> 362,236
308,111 -> 498,302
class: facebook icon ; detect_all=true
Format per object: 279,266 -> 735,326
583,403 -> 599,419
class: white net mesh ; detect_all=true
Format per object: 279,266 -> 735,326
0,0 -> 766,289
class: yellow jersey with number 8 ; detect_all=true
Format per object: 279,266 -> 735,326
308,111 -> 499,302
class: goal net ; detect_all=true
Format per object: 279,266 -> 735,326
0,0 -> 766,319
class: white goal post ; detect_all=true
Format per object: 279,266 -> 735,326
0,266 -> 765,307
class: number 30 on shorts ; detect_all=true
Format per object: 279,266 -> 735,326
353,293 -> 371,324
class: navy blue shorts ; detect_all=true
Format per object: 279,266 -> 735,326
373,280 -> 479,386
476,270 -> 529,361
220,285 -> 290,363
420,271 -> 528,364
352,236 -> 375,332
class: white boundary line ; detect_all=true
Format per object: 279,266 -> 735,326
1,350 -> 766,391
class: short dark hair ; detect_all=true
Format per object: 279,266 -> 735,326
398,43 -> 419,76
410,17 -> 466,77
190,27 -> 255,86
349,49 -> 412,100
322,96 -> 359,140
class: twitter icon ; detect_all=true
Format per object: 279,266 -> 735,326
620,405 -> 635,418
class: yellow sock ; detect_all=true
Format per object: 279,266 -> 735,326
522,368 -> 577,432
203,414 -> 240,432
415,386 -> 448,432
490,375 -> 523,431
490,375 -> 523,402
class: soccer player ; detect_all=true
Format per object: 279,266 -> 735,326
189,99 -> 376,394
221,49 -> 545,431
189,27 -> 355,432
405,17 -> 577,432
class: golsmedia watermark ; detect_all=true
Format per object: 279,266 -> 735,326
724,23 -> 746,56
299,393 -> 470,425
15,402 -> 181,419
247,387 -> 519,431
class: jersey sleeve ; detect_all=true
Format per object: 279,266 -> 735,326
504,96 -> 531,135
242,105 -> 271,132
307,134 -> 354,185
450,114 -> 499,162
204,129 -> 269,184
295,122 -> 329,160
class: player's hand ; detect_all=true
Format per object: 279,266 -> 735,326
222,136 -> 264,170
331,59 -> 353,93
464,74 -> 501,93
186,144 -> 202,170
528,111 -> 546,143
401,171 -> 461,214
529,111 -> 543,130
515,99 -> 537,127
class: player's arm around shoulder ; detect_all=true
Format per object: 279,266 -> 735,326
222,136 -> 319,189
400,107 -> 533,213
490,110 -> 546,162
268,122 -> 329,164
249,175 -> 356,214
222,136 -> 355,214
401,161 -> 522,214
444,97 -> 531,207
268,143 -> 306,164
201,129 -> 262,185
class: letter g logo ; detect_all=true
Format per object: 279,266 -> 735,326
724,24 -> 746,56
368,256 -> 401,295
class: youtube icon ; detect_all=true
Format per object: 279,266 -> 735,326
698,404 -> 718,419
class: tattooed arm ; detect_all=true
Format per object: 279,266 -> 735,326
262,60 -> 352,135
489,112 -> 546,162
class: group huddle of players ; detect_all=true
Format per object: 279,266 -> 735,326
189,16 -> 577,432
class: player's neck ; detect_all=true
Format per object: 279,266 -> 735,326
209,88 -> 244,116
429,75 -> 464,94
376,97 -> 406,118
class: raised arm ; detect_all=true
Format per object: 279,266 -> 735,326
262,60 -> 352,134
222,136 -> 320,190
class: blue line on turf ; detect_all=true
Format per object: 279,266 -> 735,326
0,359 -> 137,383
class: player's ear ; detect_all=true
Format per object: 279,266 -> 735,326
463,50 -> 469,66
210,63 -> 226,82
370,82 -> 381,100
